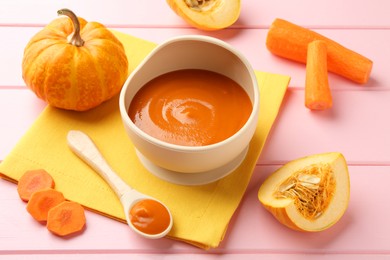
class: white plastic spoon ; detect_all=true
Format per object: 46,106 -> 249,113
67,130 -> 173,239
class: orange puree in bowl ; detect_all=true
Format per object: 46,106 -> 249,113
128,69 -> 253,146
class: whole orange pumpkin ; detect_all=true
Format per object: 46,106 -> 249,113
22,9 -> 128,111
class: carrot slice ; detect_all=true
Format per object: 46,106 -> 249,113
17,169 -> 55,202
266,18 -> 373,84
305,40 -> 332,110
47,201 -> 86,236
26,188 -> 65,222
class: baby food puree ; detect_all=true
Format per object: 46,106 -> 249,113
128,69 -> 252,146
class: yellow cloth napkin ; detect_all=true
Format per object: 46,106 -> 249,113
0,31 -> 290,249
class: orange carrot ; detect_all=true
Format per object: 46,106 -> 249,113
305,40 -> 332,110
26,188 -> 65,222
266,18 -> 373,84
17,169 -> 55,202
47,201 -> 86,236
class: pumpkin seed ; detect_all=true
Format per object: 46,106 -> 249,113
300,182 -> 319,189
278,181 -> 295,192
185,0 -> 214,11
274,193 -> 288,199
298,174 -> 321,184
273,163 -> 336,220
185,0 -> 199,8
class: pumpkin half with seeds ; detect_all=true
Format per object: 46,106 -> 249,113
166,0 -> 241,30
22,9 -> 128,111
258,152 -> 350,232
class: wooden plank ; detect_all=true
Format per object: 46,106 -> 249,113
221,165 -> 390,253
0,27 -> 385,89
1,1 -> 389,257
1,88 -> 389,164
1,165 -> 389,254
1,254 -> 389,260
259,89 -> 390,164
0,0 -> 389,28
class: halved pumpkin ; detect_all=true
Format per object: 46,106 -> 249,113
166,0 -> 241,30
258,152 -> 350,232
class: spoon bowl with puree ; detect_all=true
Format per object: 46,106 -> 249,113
67,130 -> 173,239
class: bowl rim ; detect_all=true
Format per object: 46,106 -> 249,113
119,35 -> 259,152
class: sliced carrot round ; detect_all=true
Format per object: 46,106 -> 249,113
47,201 -> 86,236
17,169 -> 55,202
26,188 -> 65,222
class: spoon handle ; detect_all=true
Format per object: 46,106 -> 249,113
67,130 -> 131,198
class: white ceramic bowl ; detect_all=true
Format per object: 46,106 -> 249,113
119,35 -> 259,185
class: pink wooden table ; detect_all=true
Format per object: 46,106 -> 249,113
1,0 -> 389,258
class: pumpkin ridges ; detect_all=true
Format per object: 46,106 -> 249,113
24,17 -> 85,49
43,45 -> 75,107
24,43 -> 67,100
57,45 -> 103,111
72,48 -> 104,110
83,47 -> 112,105
22,32 -> 66,83
39,38 -> 126,111
85,38 -> 128,94
80,24 -> 129,89
22,10 -> 128,111
83,27 -> 128,90
22,46 -> 44,97
81,38 -> 128,108
81,22 -> 125,48
22,22 -> 71,99
46,17 -> 88,37
24,26 -> 66,49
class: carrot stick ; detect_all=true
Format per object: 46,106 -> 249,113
266,18 -> 373,84
26,188 -> 65,222
305,40 -> 332,110
47,201 -> 86,236
17,169 -> 55,202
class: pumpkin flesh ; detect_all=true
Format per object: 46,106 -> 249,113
258,152 -> 350,232
166,0 -> 241,31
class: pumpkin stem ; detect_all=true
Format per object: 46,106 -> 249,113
57,9 -> 85,47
